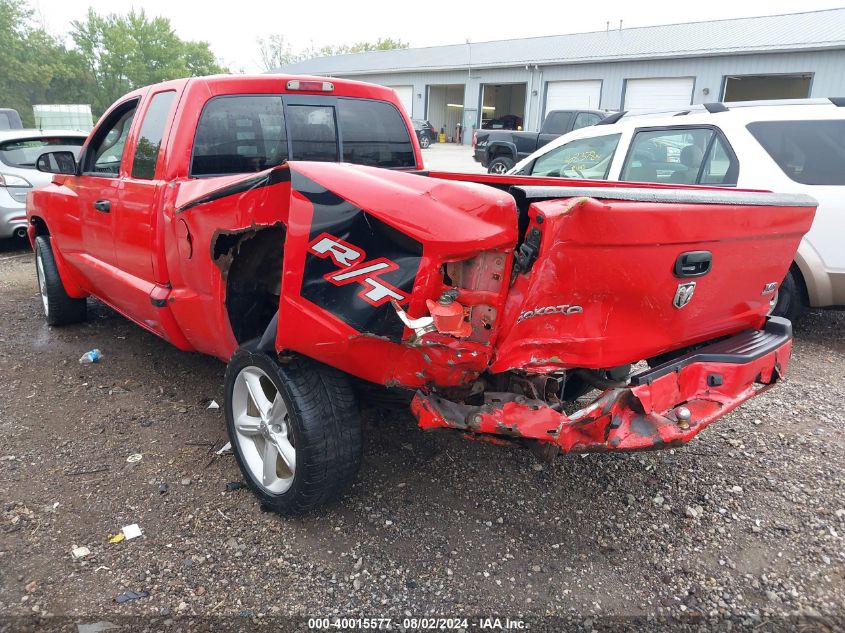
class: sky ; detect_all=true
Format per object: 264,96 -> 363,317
31,0 -> 845,73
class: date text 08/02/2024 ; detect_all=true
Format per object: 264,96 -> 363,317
307,617 -> 526,629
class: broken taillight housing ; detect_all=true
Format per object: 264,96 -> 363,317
441,251 -> 509,343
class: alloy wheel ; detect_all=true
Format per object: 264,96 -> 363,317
231,366 -> 296,494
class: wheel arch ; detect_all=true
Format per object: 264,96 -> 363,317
215,224 -> 286,346
794,241 -> 830,307
487,141 -> 517,162
30,215 -> 50,237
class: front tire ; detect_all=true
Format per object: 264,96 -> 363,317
770,266 -> 805,323
487,156 -> 515,174
34,235 -> 87,326
224,350 -> 362,516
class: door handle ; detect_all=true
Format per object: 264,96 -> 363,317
93,199 -> 111,213
674,250 -> 712,278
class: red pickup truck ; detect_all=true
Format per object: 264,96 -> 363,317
28,75 -> 816,515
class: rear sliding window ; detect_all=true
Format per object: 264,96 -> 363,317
747,120 -> 845,185
0,137 -> 85,169
191,95 -> 415,176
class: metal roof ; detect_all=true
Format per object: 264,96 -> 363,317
274,9 -> 845,76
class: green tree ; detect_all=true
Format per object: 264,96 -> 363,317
70,8 -> 225,114
0,0 -> 92,126
1,0 -> 226,125
258,36 -> 409,71
257,34 -> 300,72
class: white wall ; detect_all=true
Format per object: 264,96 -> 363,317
334,49 -> 845,142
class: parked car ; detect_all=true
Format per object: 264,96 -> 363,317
0,108 -> 23,130
510,98 -> 845,321
412,118 -> 436,148
28,75 -> 814,515
473,109 -> 608,173
482,114 -> 522,130
0,130 -> 86,239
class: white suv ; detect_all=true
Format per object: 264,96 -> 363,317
511,99 -> 845,320
0,129 -> 87,239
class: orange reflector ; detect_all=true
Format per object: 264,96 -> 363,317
286,80 -> 334,92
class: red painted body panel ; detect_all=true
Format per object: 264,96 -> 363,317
413,340 -> 792,452
25,74 -> 817,454
490,195 -> 809,372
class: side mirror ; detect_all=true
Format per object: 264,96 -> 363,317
36,151 -> 77,175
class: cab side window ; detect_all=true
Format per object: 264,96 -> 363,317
530,134 -> 621,179
131,91 -> 176,179
83,100 -> 139,176
621,128 -> 738,186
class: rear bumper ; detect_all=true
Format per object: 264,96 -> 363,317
412,317 -> 792,452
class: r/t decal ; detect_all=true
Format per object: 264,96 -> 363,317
308,233 -> 406,306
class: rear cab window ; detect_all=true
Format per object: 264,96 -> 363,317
542,111 -> 574,133
572,112 -> 602,131
0,137 -> 85,169
338,99 -> 415,168
747,120 -> 845,185
190,94 -> 416,177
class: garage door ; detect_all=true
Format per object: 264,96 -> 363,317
387,85 -> 414,118
624,77 -> 694,112
545,80 -> 602,114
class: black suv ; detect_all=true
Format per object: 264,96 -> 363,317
412,119 -> 436,148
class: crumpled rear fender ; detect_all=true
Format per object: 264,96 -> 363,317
273,162 -> 518,387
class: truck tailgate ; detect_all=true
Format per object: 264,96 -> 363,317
491,186 -> 817,372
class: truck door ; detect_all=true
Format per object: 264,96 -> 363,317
72,99 -> 139,295
115,89 -> 179,331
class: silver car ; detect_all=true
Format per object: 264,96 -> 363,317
0,129 -> 87,239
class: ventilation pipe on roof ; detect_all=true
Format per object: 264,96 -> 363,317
619,20 -> 623,31
466,39 -> 472,79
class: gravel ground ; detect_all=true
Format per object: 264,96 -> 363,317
0,237 -> 843,632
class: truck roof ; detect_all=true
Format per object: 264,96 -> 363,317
122,74 -> 404,103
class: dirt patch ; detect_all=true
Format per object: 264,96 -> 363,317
0,237 -> 843,631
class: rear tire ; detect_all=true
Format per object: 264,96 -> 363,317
224,349 -> 362,516
419,134 -> 431,149
770,266 -> 805,323
487,156 -> 515,174
34,235 -> 87,326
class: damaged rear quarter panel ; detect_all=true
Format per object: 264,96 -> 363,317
162,168 -> 295,360
273,162 -> 518,387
